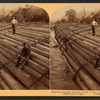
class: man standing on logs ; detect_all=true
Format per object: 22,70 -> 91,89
11,17 -> 18,35
16,42 -> 31,69
91,19 -> 98,36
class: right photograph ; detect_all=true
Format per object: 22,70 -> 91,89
50,5 -> 100,90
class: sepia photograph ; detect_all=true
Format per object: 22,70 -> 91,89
50,5 -> 100,90
0,4 -> 50,90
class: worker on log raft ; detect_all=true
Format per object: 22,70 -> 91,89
91,19 -> 98,36
94,55 -> 100,70
16,42 -> 31,69
11,17 -> 18,35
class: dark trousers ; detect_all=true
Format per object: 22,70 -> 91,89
12,24 -> 15,35
94,57 -> 100,68
16,56 -> 21,67
16,55 -> 28,67
92,25 -> 95,36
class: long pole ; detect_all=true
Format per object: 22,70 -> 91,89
2,4 -> 5,22
83,6 -> 86,20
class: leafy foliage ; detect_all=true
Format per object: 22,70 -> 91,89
1,5 -> 49,23
65,9 -> 77,23
55,9 -> 100,24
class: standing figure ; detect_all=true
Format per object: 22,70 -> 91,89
51,25 -> 58,47
91,19 -> 98,36
16,42 -> 31,69
11,17 -> 18,35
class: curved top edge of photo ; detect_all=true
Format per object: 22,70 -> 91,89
51,5 -> 100,24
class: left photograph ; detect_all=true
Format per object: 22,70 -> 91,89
0,4 -> 50,90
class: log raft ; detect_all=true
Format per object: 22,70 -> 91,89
54,24 -> 100,90
0,23 -> 49,90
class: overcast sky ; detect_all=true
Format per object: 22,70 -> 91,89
0,4 -> 26,15
51,5 -> 100,22
0,4 -> 25,9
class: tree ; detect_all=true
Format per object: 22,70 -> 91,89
61,18 -> 66,23
1,5 -> 49,23
92,11 -> 100,24
65,9 -> 77,23
11,7 -> 25,23
4,14 -> 11,22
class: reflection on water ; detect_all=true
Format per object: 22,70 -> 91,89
50,30 -> 58,47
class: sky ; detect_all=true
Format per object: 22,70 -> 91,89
0,4 -> 26,16
51,5 -> 100,22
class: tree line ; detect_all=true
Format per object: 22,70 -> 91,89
56,9 -> 100,24
0,5 -> 49,23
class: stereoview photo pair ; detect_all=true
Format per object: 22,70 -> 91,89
0,4 -> 99,90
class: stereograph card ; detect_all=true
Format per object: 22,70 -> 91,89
0,2 -> 99,97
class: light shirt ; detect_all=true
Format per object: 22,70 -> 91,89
91,20 -> 98,26
11,19 -> 18,24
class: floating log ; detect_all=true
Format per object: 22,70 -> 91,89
0,67 -> 25,90
0,40 -> 49,88
22,26 -> 49,33
0,75 -> 11,90
17,29 -> 48,37
0,23 -> 49,90
3,34 -> 49,58
54,25 -> 100,90
0,39 -> 49,66
58,40 -> 100,89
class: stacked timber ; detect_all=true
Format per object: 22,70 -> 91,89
54,24 -> 100,90
0,23 -> 49,90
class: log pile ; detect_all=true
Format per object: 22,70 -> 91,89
54,23 -> 100,90
0,23 -> 49,90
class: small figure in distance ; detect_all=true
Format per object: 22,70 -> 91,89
91,18 -> 98,36
11,17 -> 18,35
16,42 -> 31,69
94,54 -> 100,70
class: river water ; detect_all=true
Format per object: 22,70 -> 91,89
50,30 -> 80,90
